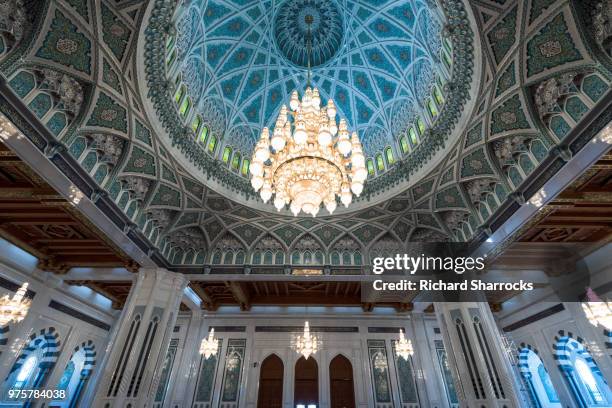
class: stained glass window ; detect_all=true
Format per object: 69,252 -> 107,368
400,136 -> 409,154
222,147 -> 232,163
385,147 -> 394,165
376,154 -> 384,171
367,159 -> 375,176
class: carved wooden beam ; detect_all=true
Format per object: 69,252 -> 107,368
226,281 -> 251,311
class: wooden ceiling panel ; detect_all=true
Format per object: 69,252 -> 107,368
0,142 -> 137,273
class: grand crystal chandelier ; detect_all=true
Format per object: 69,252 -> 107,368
581,288 -> 612,331
295,321 -> 319,359
396,329 -> 414,360
250,17 -> 366,217
0,282 -> 31,326
199,328 -> 219,359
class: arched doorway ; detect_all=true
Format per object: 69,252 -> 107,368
294,356 -> 318,407
329,355 -> 355,408
257,354 -> 284,408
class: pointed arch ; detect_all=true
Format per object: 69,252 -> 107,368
329,354 -> 355,408
257,354 -> 283,408
295,356 -> 318,407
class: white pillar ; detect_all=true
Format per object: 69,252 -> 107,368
172,312 -> 204,408
434,302 -> 522,408
92,268 -> 187,408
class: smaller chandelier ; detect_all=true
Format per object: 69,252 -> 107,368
199,328 -> 219,359
582,288 -> 612,331
396,329 -> 414,360
295,321 -> 319,359
0,282 -> 31,326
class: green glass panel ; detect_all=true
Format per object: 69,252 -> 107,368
208,136 -> 217,153
434,87 -> 444,105
376,154 -> 384,171
199,126 -> 209,143
367,159 -> 375,176
231,152 -> 241,169
174,85 -> 185,104
192,115 -> 201,133
179,97 -> 191,117
222,147 -> 232,163
167,49 -> 177,68
241,159 -> 250,175
417,118 -> 425,134
385,148 -> 394,164
409,128 -> 418,146
427,100 -> 438,117
400,136 -> 409,154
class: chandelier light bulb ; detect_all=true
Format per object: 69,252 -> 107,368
325,199 -> 337,214
295,321 -> 319,360
353,166 -> 368,182
340,184 -> 352,207
329,120 -> 338,136
260,182 -> 272,203
249,160 -> 263,177
318,128 -> 332,146
251,175 -> 264,191
327,100 -> 337,118
351,181 -> 364,196
337,132 -> 351,155
351,151 -> 365,168
290,91 -> 300,111
271,130 -> 286,151
274,196 -> 285,211
255,141 -> 270,162
312,88 -> 321,107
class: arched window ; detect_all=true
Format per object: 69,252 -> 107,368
15,355 -> 37,389
199,126 -> 209,144
232,152 -> 241,170
427,100 -> 438,118
222,146 -> 232,164
367,159 -> 375,176
274,251 -> 284,265
222,251 -> 234,264
179,96 -> 191,117
342,251 -> 352,265
3,328 -> 61,403
518,348 -> 561,408
409,128 -> 418,146
252,251 -> 262,264
555,336 -> 612,407
207,136 -> 217,154
241,159 -> 250,176
212,251 -> 222,264
235,251 -> 245,264
376,154 -> 385,172
264,251 -> 273,265
331,252 -> 340,266
314,251 -> 324,265
192,115 -> 202,133
53,343 -> 95,408
385,147 -> 394,165
400,136 -> 409,154
416,118 -> 425,134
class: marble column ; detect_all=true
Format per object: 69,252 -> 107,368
92,268 -> 187,408
434,302 -> 523,408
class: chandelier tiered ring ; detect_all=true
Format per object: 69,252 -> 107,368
249,87 -> 367,217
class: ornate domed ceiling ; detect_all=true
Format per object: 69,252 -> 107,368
169,0 -> 445,155
142,0 -> 477,212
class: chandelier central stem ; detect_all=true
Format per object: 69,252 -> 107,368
305,14 -> 313,88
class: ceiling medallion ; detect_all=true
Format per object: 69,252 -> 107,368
250,16 -> 366,217
294,321 -> 319,359
395,329 -> 414,360
0,282 -> 31,326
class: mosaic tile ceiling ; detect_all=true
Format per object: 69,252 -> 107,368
171,0 -> 446,156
